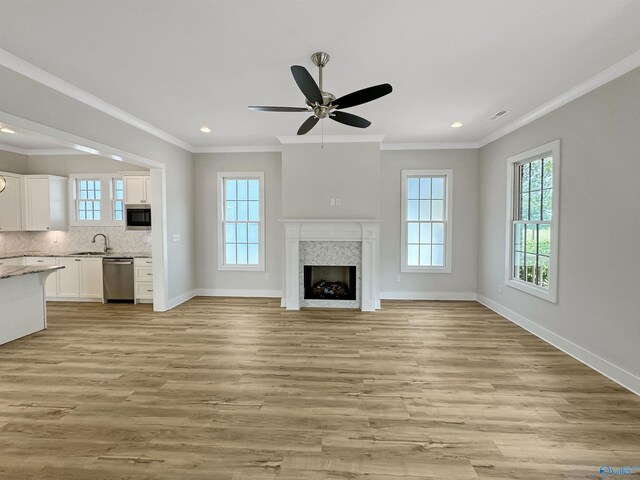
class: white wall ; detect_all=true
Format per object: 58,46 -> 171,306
477,68 -> 640,392
282,142 -> 381,219
0,65 -> 195,304
0,149 -> 28,173
379,149 -> 478,298
193,152 -> 283,295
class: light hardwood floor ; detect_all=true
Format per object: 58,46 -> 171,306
0,298 -> 638,479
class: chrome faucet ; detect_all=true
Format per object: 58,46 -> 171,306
91,233 -> 111,254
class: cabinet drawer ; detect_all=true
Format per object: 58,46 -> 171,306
134,257 -> 153,267
0,257 -> 23,266
135,282 -> 154,299
24,257 -> 57,266
135,267 -> 154,282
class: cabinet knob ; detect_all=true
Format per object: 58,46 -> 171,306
46,227 -> 50,230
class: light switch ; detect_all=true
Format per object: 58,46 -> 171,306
172,234 -> 181,242
329,198 -> 336,206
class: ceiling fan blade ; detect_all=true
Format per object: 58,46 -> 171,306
291,65 -> 323,105
332,83 -> 393,110
248,106 -> 309,112
330,111 -> 371,129
297,116 -> 319,135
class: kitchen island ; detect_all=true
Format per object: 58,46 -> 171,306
0,265 -> 63,346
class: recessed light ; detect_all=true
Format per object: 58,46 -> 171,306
0,127 -> 16,134
200,126 -> 211,133
450,121 -> 464,128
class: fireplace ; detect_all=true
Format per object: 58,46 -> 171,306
304,266 -> 356,300
280,219 -> 381,311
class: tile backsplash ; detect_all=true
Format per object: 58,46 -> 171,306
0,226 -> 151,255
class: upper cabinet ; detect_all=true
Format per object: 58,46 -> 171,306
0,172 -> 22,231
24,175 -> 68,231
123,175 -> 151,205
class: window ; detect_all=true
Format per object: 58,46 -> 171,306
70,174 -> 124,226
506,140 -> 560,302
113,178 -> 124,221
217,172 -> 265,271
76,179 -> 102,221
401,170 -> 452,273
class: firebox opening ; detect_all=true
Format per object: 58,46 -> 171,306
304,265 -> 356,301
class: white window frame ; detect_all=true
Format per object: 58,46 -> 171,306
217,171 -> 265,272
69,174 -> 124,227
112,177 -> 125,222
400,169 -> 453,273
505,139 -> 560,303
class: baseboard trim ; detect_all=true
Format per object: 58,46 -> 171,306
380,291 -> 477,301
194,288 -> 284,298
165,290 -> 197,310
46,297 -> 102,303
476,294 -> 640,397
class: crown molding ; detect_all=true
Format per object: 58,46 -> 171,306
381,142 -> 479,150
277,134 -> 385,144
0,48 -> 193,152
0,142 -> 28,155
478,49 -> 640,147
193,145 -> 282,154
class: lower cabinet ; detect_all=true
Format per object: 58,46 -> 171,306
56,257 -> 81,297
57,257 -> 103,300
134,257 -> 153,303
79,258 -> 103,299
24,256 -> 103,301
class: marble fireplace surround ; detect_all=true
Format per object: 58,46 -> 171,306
280,219 -> 381,311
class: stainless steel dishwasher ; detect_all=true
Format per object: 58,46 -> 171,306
102,257 -> 134,302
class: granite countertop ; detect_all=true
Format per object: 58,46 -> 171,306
0,265 -> 64,280
0,252 -> 152,260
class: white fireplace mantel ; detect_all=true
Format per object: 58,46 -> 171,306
279,219 -> 382,311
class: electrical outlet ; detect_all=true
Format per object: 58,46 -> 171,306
143,235 -> 151,243
335,198 -> 343,206
498,284 -> 503,294
395,274 -> 401,282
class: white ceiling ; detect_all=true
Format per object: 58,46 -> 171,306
1,0 -> 639,148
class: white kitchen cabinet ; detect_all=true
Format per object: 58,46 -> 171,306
56,257 -> 81,297
0,257 -> 24,266
123,175 -> 151,205
134,257 -> 153,303
24,175 -> 68,231
55,257 -> 103,300
23,257 -> 58,297
79,258 -> 103,299
0,172 -> 22,231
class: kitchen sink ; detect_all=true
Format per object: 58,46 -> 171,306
72,251 -> 105,256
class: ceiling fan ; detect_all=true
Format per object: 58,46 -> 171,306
248,52 -> 392,135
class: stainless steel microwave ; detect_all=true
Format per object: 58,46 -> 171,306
126,206 -> 151,230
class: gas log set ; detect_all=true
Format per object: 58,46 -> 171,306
311,280 -> 351,299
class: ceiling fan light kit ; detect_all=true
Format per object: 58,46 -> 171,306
248,52 -> 392,135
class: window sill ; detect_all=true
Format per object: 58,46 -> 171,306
401,265 -> 452,274
506,278 -> 557,303
218,264 -> 265,272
